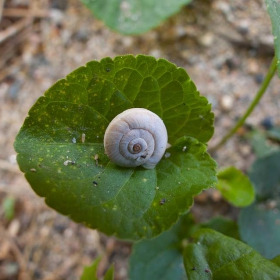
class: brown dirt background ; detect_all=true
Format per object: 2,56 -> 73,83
0,0 -> 279,279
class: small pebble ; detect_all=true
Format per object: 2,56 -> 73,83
199,32 -> 214,47
261,117 -> 274,130
82,133 -> 85,143
254,73 -> 264,84
220,95 -> 234,111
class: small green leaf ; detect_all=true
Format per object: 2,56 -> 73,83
81,256 -> 101,280
3,197 -> 15,221
183,229 -> 280,279
81,257 -> 114,280
104,264 -> 114,280
80,0 -> 192,35
200,216 -> 240,239
266,0 -> 280,77
129,214 -> 196,280
249,151 -> 280,200
14,55 -> 216,240
217,167 -> 255,207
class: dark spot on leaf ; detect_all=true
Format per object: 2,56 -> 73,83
106,68 -> 111,72
160,198 -> 166,205
191,267 -> 196,271
205,268 -> 211,273
93,181 -> 98,186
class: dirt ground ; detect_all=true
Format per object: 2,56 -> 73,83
0,0 -> 279,279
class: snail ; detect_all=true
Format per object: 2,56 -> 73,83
104,108 -> 168,169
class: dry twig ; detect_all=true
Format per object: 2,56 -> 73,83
0,225 -> 30,280
3,8 -> 49,19
0,18 -> 31,44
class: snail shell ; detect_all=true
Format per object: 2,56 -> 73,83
104,108 -> 168,169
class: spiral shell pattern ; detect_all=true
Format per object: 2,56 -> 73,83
104,108 -> 168,169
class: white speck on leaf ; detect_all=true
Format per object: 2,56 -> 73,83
72,137 -> 76,144
64,160 -> 72,166
164,152 -> 171,158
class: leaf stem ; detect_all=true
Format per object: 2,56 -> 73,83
211,55 -> 278,151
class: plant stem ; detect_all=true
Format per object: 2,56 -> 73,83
211,55 -> 278,151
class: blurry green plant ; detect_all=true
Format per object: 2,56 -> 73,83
238,130 -> 280,260
80,0 -> 192,35
2,196 -> 15,221
81,256 -> 114,280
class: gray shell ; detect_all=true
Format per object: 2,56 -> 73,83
104,108 -> 168,169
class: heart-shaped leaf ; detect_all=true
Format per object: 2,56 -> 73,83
266,0 -> 280,77
14,55 -> 216,240
80,0 -> 192,35
183,229 -> 280,279
217,166 -> 255,207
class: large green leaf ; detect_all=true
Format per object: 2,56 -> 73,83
81,0 -> 192,35
266,0 -> 280,77
129,214 -> 195,280
217,167 -> 255,207
129,215 -> 241,280
14,55 -> 216,240
238,151 -> 280,259
183,229 -> 280,279
238,202 -> 280,259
